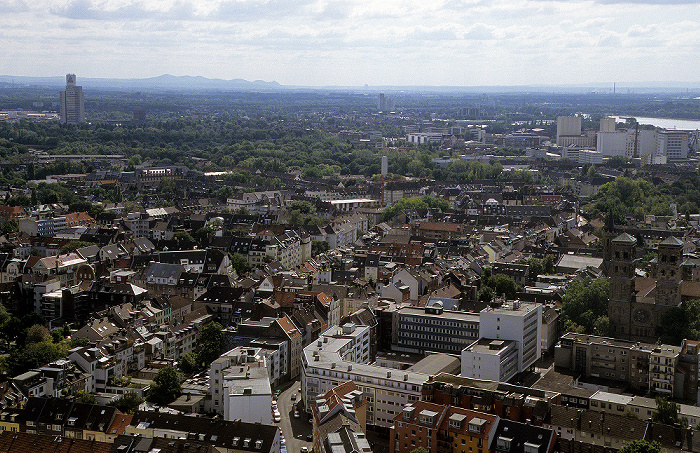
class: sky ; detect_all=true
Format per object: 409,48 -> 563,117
2,0 -> 700,87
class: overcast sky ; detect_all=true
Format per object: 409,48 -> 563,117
2,0 -> 699,86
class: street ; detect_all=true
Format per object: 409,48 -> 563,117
275,380 -> 313,453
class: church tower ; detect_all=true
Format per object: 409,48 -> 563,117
652,236 -> 683,309
607,232 -> 637,338
602,211 -> 616,276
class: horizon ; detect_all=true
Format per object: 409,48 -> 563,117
2,73 -> 700,93
2,0 -> 700,87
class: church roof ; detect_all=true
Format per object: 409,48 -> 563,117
612,232 -> 636,244
659,236 -> 683,246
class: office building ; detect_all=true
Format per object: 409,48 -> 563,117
657,130 -> 690,161
59,74 -> 84,125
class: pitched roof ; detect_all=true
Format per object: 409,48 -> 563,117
612,232 -> 636,244
659,235 -> 683,246
0,431 -> 111,453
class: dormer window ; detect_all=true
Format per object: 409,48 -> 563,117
497,436 -> 512,451
524,442 -> 540,453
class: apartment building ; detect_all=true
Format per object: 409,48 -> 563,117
209,346 -> 273,422
302,323 -> 429,428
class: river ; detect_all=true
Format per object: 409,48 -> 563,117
612,116 -> 700,130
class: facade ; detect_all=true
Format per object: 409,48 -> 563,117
607,232 -> 683,343
554,333 -> 653,393
302,323 -> 428,428
461,338 -> 519,382
209,346 -> 272,422
557,116 -> 582,143
59,74 -> 84,125
393,305 -> 480,354
657,130 -> 690,161
478,301 -> 542,373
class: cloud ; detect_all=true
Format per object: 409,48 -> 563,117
0,0 -> 28,13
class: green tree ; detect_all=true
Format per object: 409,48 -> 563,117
518,258 -> 543,280
193,227 -> 213,243
478,286 -> 494,303
561,277 -> 610,334
111,390 -> 144,413
409,448 -> 429,453
382,195 -> 450,222
197,322 -> 223,367
76,390 -> 97,404
179,352 -> 200,375
59,240 -> 96,255
230,252 -> 251,277
173,231 -> 195,243
483,273 -> 522,299
26,324 -> 51,344
6,194 -> 30,206
657,300 -> 700,345
542,254 -> 555,274
652,397 -> 686,426
311,240 -> 330,256
147,366 -> 182,405
288,200 -> 315,214
619,440 -> 661,453
158,179 -> 177,194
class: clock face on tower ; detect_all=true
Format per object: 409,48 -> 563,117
634,308 -> 650,324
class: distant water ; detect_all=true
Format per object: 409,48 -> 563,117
612,116 -> 700,130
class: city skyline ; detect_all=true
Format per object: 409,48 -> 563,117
2,0 -> 700,87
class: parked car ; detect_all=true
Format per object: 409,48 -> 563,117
301,447 -> 308,453
291,394 -> 297,401
306,434 -> 313,441
294,410 -> 300,418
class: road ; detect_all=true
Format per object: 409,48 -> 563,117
274,379 -> 313,453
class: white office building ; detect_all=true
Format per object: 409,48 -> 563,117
657,130 -> 690,161
302,323 -> 428,428
477,301 -> 542,373
461,338 -> 519,382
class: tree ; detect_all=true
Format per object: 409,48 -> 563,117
111,391 -> 144,413
311,240 -> 330,256
179,352 -> 199,375
197,322 -> 223,367
287,200 -> 315,214
657,299 -> 700,345
230,252 -> 251,277
76,390 -> 97,404
59,240 -> 96,255
382,195 -> 450,222
652,397 -> 686,426
26,324 -> 51,344
561,277 -> 610,334
619,440 -> 661,453
158,179 -> 177,194
409,448 -> 429,453
483,273 -> 522,299
173,231 -> 195,243
147,366 -> 182,405
478,286 -> 494,303
193,227 -> 213,243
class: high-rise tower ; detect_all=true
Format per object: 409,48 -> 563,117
60,74 -> 84,125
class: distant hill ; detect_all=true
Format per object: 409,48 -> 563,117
0,74 -> 284,92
